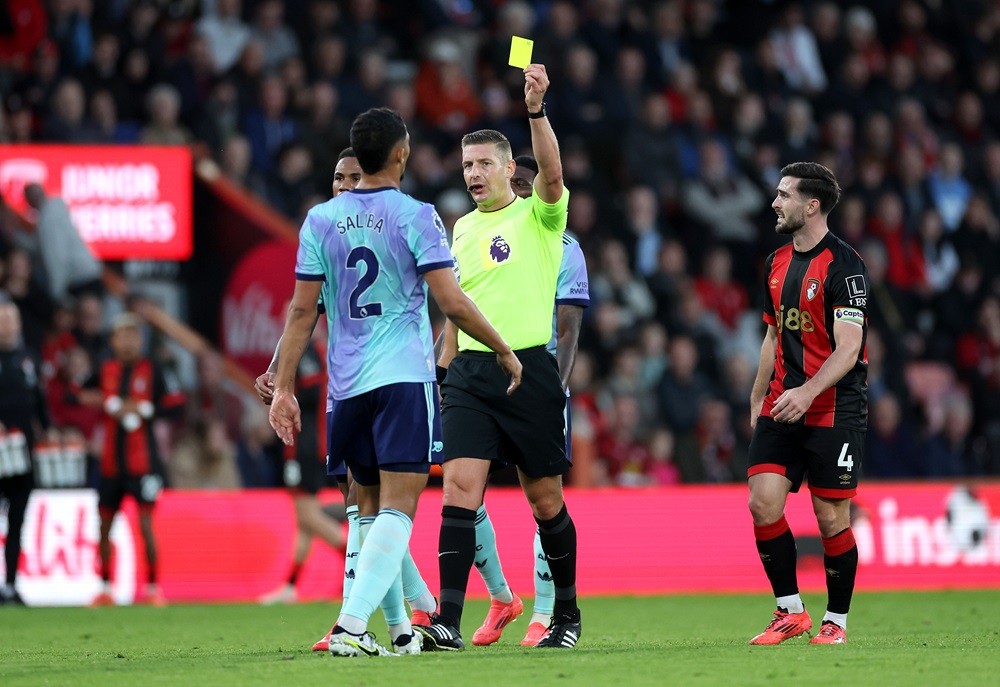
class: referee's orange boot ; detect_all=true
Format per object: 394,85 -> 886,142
809,621 -> 847,644
472,593 -> 524,646
749,608 -> 812,645
311,628 -> 333,652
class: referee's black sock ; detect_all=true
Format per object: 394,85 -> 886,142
536,504 -> 579,621
437,505 -> 477,630
822,528 -> 858,615
754,515 -> 799,600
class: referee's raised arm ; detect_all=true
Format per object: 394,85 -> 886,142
524,64 -> 563,204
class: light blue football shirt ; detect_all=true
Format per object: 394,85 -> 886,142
547,232 -> 590,355
295,187 -> 454,400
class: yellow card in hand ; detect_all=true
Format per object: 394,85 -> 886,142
508,36 -> 533,69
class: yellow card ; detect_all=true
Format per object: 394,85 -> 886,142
508,36 -> 533,69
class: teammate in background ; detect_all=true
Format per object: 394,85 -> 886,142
421,64 -> 582,651
256,148 -> 440,648
747,162 -> 869,646
0,302 -> 50,606
257,148 -> 360,607
268,107 -> 520,657
91,314 -> 185,607
466,154 -> 590,647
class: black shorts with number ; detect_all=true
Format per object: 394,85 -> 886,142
441,346 -> 568,478
98,472 -> 163,513
748,417 -> 864,498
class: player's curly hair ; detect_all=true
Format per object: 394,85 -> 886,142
349,108 -> 407,174
781,161 -> 841,215
461,129 -> 512,162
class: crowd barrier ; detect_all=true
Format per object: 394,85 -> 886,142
2,483 -> 998,606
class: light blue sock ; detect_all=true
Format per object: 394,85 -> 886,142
338,509 -> 413,633
343,506 -> 360,602
532,528 -> 554,618
474,504 -> 513,603
401,549 -> 437,612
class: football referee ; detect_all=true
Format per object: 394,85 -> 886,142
417,63 -> 581,651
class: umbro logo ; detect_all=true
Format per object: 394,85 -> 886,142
770,278 -> 779,289
839,473 -> 852,482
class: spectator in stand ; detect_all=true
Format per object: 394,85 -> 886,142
682,139 -> 765,249
955,296 -> 1000,441
415,39 -> 482,137
196,0 -> 251,76
644,426 -> 681,486
88,89 -> 139,143
217,133 -> 267,196
676,398 -> 744,484
923,394 -> 976,478
624,93 -> 680,203
953,196 -> 1000,286
140,84 -> 192,146
169,417 -> 241,489
917,208 -> 960,295
928,143 -> 973,233
865,392 -> 921,478
251,0 -> 299,71
622,185 -> 664,278
597,393 -> 649,487
338,49 -> 388,121
868,191 -> 926,292
590,239 -> 656,332
693,246 -> 748,332
656,333 -> 716,439
266,143 -> 314,220
243,73 -> 298,175
770,2 -> 827,95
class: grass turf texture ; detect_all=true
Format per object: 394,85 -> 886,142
3,591 -> 998,687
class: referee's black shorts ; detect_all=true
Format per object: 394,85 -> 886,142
441,346 -> 568,478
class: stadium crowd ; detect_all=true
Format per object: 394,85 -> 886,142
0,0 -> 999,488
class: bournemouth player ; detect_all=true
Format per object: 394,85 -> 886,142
748,162 -> 869,645
420,64 -> 582,651
268,107 -> 520,657
466,154 -> 590,647
91,314 -> 185,607
256,148 -> 440,646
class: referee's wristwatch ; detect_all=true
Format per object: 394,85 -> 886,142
528,102 -> 547,119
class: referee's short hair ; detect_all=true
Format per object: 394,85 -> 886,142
461,129 -> 512,162
781,161 -> 841,215
350,108 -> 407,174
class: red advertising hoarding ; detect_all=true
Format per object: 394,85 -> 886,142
0,145 -> 192,260
2,484 -> 998,606
220,240 -> 299,377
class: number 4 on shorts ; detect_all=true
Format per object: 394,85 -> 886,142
837,442 -> 854,471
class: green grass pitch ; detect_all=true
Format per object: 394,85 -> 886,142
3,591 -> 999,687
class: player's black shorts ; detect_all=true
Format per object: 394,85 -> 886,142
282,413 -> 336,495
98,472 -> 163,513
748,417 -> 864,498
282,456 -> 335,495
441,346 -> 568,478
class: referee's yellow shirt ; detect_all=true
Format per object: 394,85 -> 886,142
451,189 -> 569,352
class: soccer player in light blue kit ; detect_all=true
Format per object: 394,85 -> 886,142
463,155 -> 591,647
269,107 -> 522,658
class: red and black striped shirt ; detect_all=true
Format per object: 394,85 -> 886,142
761,232 -> 869,430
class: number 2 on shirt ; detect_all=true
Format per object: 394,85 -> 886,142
346,246 -> 383,319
